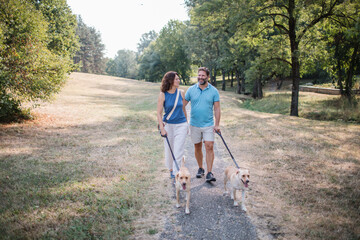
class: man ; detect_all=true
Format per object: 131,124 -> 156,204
184,67 -> 221,182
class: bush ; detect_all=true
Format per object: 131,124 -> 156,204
0,0 -> 76,122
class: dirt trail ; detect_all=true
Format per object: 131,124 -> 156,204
159,128 -> 259,239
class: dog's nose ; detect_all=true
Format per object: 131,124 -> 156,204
246,180 -> 249,183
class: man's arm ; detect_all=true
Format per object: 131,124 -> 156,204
214,101 -> 221,133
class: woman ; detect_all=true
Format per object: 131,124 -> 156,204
157,71 -> 188,178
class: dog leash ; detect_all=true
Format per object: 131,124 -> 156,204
159,127 -> 180,172
215,131 -> 240,168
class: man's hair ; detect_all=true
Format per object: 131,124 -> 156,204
198,67 -> 210,76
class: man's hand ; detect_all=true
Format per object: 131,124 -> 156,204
214,125 -> 220,134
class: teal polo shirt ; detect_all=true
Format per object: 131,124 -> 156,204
185,83 -> 220,127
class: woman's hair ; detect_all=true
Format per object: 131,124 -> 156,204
161,71 -> 178,92
198,67 -> 210,76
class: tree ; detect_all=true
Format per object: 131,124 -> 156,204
106,49 -> 138,79
137,30 -> 158,55
186,0 -> 359,116
156,20 -> 191,84
324,6 -> 360,102
137,42 -> 165,82
31,0 -> 79,63
0,0 -> 74,122
239,0 -> 357,116
138,20 -> 191,83
74,16 -> 105,74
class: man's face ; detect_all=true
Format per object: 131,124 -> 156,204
197,70 -> 208,85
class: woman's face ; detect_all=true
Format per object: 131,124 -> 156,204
173,75 -> 180,88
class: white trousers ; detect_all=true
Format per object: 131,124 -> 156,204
164,122 -> 188,175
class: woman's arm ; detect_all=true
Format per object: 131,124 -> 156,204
157,92 -> 166,136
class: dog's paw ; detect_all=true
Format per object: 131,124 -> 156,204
233,201 -> 239,206
241,205 -> 247,212
185,208 -> 190,214
176,203 -> 180,208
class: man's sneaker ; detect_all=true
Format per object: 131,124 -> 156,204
170,171 -> 175,179
196,168 -> 205,178
206,172 -> 216,182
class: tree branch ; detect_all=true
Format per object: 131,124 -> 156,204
265,57 -> 292,66
272,18 -> 290,34
268,13 -> 290,20
298,0 -> 341,41
258,3 -> 289,12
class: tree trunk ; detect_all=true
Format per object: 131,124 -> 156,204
231,71 -> 234,88
276,76 -> 284,90
236,68 -> 241,94
289,0 -> 299,117
344,42 -> 359,102
290,52 -> 300,117
335,33 -> 345,95
222,70 -> 226,91
252,76 -> 263,99
212,67 -> 217,86
241,74 -> 245,94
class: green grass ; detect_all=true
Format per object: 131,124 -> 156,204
238,92 -> 360,124
0,73 -> 165,239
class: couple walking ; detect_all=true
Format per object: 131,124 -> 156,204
157,67 -> 221,182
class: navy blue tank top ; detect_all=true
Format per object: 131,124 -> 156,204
163,89 -> 187,124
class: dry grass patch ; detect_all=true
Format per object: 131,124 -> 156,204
0,73 -> 171,239
219,90 -> 360,239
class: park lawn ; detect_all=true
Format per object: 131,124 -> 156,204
240,92 -> 360,123
0,73 -> 172,239
0,72 -> 359,239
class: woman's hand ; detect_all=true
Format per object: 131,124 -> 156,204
160,128 -> 167,137
159,122 -> 167,136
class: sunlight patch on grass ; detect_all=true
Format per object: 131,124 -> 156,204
239,92 -> 360,123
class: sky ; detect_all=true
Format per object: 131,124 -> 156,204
66,0 -> 189,58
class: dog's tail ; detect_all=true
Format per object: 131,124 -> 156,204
181,156 -> 186,168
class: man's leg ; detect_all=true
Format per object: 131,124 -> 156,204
204,141 -> 214,173
194,142 -> 203,169
190,126 -> 205,178
203,126 -> 216,182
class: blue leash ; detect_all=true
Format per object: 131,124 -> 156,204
159,127 -> 180,171
215,131 -> 240,168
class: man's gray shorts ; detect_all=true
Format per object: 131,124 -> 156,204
190,125 -> 214,144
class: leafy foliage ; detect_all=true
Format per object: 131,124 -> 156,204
137,20 -> 191,83
0,0 -> 77,122
106,49 -> 138,79
74,16 -> 106,74
185,0 -> 359,116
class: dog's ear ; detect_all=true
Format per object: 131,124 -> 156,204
176,172 -> 180,179
236,170 -> 240,175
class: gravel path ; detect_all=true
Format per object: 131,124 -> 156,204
159,130 -> 258,240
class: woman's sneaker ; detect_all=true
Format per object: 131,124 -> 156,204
196,168 -> 205,178
206,172 -> 216,182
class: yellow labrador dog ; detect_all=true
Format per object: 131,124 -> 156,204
224,166 -> 250,212
175,157 -> 191,214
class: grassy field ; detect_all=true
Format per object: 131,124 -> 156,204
0,73 -> 171,239
1,73 -> 359,239
210,77 -> 360,123
240,92 -> 360,123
